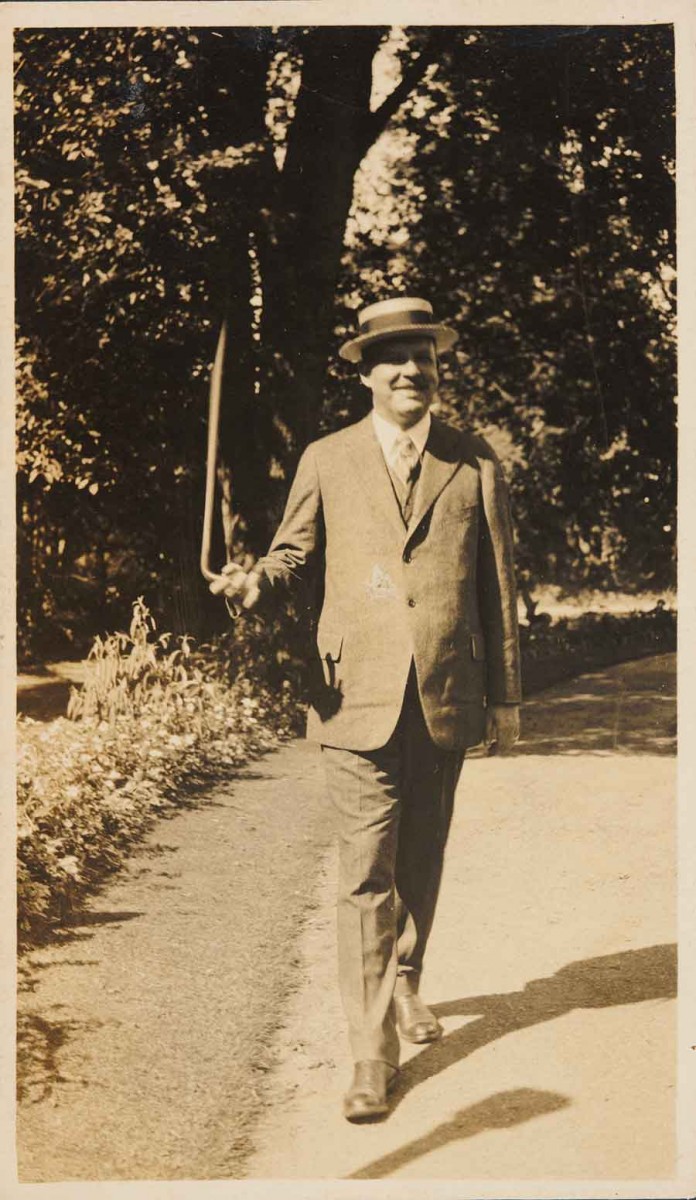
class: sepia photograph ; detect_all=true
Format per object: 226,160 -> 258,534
4,2 -> 694,1194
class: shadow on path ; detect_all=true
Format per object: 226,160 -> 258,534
65,909 -> 144,928
16,679 -> 71,721
348,944 -> 675,1179
17,908 -> 144,1097
17,661 -> 86,721
22,909 -> 145,953
515,656 -> 676,756
347,1087 -> 571,1179
17,1010 -> 107,1104
397,944 -> 676,1103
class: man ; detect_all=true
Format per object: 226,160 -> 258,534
210,296 -> 521,1121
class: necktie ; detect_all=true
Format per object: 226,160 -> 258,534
392,435 -> 421,487
391,435 -> 421,522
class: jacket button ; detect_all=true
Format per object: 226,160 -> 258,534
407,597 -> 416,607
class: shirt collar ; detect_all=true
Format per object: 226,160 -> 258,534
371,408 -> 432,460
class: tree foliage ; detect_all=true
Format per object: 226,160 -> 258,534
338,26 -> 676,590
15,24 -> 675,658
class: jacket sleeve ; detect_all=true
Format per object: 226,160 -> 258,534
254,442 -> 325,607
477,445 -> 522,705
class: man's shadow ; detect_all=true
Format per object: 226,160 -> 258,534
348,1087 -> 571,1179
397,942 -> 676,1100
348,943 -> 675,1179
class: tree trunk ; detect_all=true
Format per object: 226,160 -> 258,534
258,28 -> 383,460
214,28 -> 439,555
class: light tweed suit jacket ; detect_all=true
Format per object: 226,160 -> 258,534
257,413 -> 521,752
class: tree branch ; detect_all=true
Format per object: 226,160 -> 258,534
361,36 -> 443,153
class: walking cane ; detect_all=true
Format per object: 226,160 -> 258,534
200,320 -> 227,583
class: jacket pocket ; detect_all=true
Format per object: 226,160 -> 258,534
471,633 -> 486,661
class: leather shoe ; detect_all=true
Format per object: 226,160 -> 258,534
394,992 -> 442,1043
343,1060 -> 399,1123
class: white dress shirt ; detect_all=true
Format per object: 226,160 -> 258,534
371,408 -> 431,474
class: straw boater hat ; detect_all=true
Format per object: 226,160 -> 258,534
338,297 -> 458,364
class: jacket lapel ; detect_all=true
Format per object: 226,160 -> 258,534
407,416 -> 463,536
346,415 -> 408,542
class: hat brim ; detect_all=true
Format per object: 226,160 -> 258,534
338,323 -> 458,364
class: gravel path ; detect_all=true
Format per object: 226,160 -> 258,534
17,654 -> 677,1185
17,741 -> 335,1181
247,654 -> 677,1183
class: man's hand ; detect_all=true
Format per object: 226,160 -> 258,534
485,704 -> 520,755
208,562 -> 263,612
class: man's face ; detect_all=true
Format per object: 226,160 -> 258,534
360,336 -> 439,429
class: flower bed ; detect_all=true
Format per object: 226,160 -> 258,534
17,599 -> 301,942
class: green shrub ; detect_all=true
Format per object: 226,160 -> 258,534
17,599 -> 302,942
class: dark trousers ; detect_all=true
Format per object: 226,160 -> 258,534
321,665 -> 465,1066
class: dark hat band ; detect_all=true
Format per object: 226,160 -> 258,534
359,308 -> 433,337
